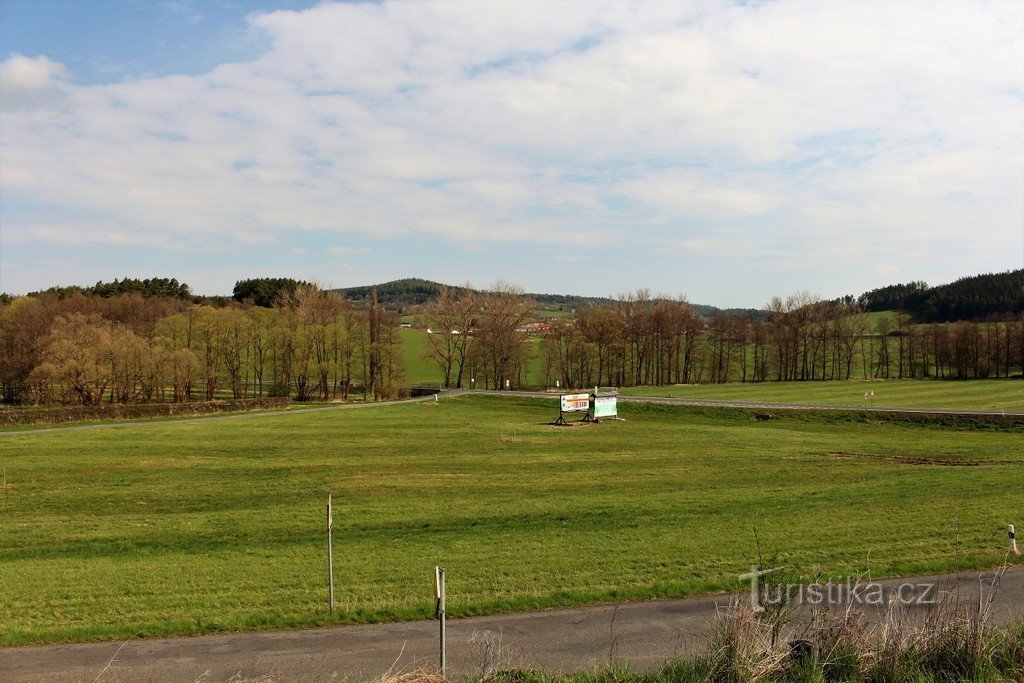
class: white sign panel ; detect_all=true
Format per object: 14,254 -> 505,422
593,395 -> 617,418
560,393 -> 591,413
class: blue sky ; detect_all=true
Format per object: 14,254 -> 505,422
1,0 -> 1022,305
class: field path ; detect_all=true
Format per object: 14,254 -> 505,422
2,567 -> 1020,682
462,389 -> 1024,418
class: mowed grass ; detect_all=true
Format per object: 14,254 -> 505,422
0,395 -> 1021,646
621,378 -> 1024,411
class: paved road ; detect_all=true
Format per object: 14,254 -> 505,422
457,389 -> 1024,419
3,567 -> 1020,682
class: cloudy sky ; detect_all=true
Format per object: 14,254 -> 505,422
1,0 -> 1022,306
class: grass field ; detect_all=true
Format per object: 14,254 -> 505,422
620,378 -> 1024,411
1,395 -> 1021,646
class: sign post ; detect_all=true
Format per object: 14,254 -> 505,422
327,495 -> 334,613
593,394 -> 618,422
435,566 -> 446,675
555,393 -> 591,425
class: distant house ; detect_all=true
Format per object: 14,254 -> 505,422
516,322 -> 553,334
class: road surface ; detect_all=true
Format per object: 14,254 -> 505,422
2,567 -> 1020,682
457,389 -> 1024,419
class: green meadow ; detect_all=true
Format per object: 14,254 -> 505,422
1,395 -> 1021,646
621,378 -> 1024,411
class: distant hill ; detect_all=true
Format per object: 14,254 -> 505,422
333,278 -> 766,319
339,270 -> 1024,323
336,278 -> 459,307
858,269 -> 1024,322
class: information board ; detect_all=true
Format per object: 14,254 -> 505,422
593,395 -> 617,418
560,393 -> 591,413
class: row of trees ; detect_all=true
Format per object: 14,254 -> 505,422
419,288 -> 1024,390
0,286 -> 405,405
4,281 -> 1023,405
419,283 -> 534,390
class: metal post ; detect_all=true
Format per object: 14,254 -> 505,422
327,495 -> 334,613
435,566 -> 446,675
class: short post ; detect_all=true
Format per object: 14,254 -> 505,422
1011,525 -> 1020,556
327,495 -> 335,613
435,566 -> 446,675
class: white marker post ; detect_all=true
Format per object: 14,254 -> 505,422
327,495 -> 335,613
1011,525 -> 1020,556
435,566 -> 446,675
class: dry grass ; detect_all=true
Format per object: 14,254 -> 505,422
379,671 -> 449,683
701,563 -> 1022,682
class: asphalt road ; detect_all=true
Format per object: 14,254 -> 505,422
456,389 -> 1024,418
3,567 -> 1020,682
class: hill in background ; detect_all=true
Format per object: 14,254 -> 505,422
858,269 -> 1023,322
334,277 -> 763,319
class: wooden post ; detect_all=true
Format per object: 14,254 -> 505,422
435,566 -> 446,675
327,495 -> 334,613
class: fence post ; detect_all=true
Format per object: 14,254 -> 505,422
435,566 -> 446,675
327,495 -> 334,613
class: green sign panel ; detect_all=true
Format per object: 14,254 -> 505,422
593,395 -> 617,418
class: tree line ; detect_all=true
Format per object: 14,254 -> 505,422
857,269 -> 1023,323
420,288 -> 1024,390
0,285 -> 404,405
4,278 -> 1022,406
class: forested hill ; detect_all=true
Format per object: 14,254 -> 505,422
333,278 -> 749,317
335,278 -> 621,310
858,269 -> 1024,322
30,277 -> 193,300
336,278 -> 456,306
13,270 -> 1020,323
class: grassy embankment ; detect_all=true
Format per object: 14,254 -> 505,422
0,395 -> 1021,645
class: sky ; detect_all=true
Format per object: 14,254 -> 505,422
1,0 -> 1022,306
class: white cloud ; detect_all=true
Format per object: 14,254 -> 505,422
0,53 -> 71,111
1,0 -> 1021,296
327,246 -> 372,255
